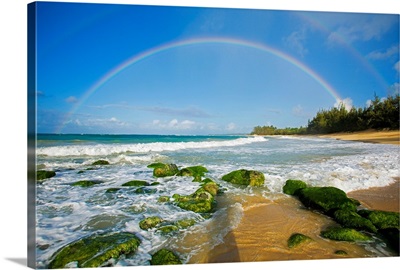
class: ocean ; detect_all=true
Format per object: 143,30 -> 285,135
35,134 -> 399,267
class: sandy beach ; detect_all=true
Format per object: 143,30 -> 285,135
205,130 -> 399,263
319,130 -> 399,145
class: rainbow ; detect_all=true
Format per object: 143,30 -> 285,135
56,37 -> 342,133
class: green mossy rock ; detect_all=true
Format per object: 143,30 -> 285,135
147,163 -> 179,177
320,227 -> 372,242
122,180 -> 150,187
287,233 -> 312,248
91,160 -> 110,165
157,196 -> 170,203
175,218 -> 196,228
173,187 -> 216,213
150,249 -> 182,265
296,187 -> 358,215
334,210 -> 377,233
378,228 -> 399,254
71,180 -> 103,187
201,179 -> 219,196
139,216 -> 163,230
48,232 -> 140,269
283,180 -> 307,195
157,225 -> 179,234
221,169 -> 265,187
334,250 -> 348,255
105,188 -> 121,193
135,187 -> 157,194
358,209 -> 399,230
178,166 -> 208,182
37,170 -> 56,181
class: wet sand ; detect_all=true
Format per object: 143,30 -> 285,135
205,129 -> 399,263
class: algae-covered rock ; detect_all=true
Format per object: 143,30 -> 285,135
175,218 -> 196,228
157,196 -> 170,203
105,188 -> 121,193
178,166 -> 208,182
221,169 -> 265,187
71,180 -> 103,187
48,232 -> 140,269
122,180 -> 150,187
148,163 -> 179,177
91,160 -> 110,165
320,227 -> 372,242
358,209 -> 399,230
334,209 -> 377,233
378,228 -> 399,253
287,233 -> 312,248
334,250 -> 348,255
157,225 -> 179,234
201,179 -> 219,196
37,170 -> 56,181
296,187 -> 358,215
283,179 -> 307,195
135,187 -> 157,194
150,249 -> 182,265
139,216 -> 163,230
173,187 -> 216,213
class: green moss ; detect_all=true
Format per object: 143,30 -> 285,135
358,209 -> 399,230
287,233 -> 312,248
201,180 -> 219,196
157,225 -> 179,234
173,187 -> 216,213
91,160 -> 110,165
121,180 -> 150,187
178,166 -> 208,182
37,170 -> 56,181
71,180 -> 103,187
296,187 -> 358,215
157,196 -> 170,203
320,227 -> 372,242
48,232 -> 140,269
175,218 -> 196,228
105,188 -> 121,193
334,210 -> 377,233
147,163 -> 179,177
135,187 -> 157,194
282,179 -> 307,195
334,250 -> 348,255
150,249 -> 182,265
221,169 -> 265,187
139,216 -> 163,230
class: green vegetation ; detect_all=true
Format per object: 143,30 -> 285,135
287,233 -> 313,248
251,94 -> 399,135
37,170 -> 56,181
71,180 -> 103,187
150,249 -> 182,265
139,216 -> 163,230
177,165 -> 208,182
221,169 -> 265,187
147,163 -> 179,177
48,232 -> 141,269
320,227 -> 372,242
282,179 -> 308,195
333,209 -> 377,233
121,180 -> 150,187
358,209 -> 399,230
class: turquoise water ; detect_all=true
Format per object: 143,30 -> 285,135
35,134 -> 399,267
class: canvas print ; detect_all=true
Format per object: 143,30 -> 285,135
28,1 -> 399,269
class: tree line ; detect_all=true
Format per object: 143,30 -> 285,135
251,94 -> 399,135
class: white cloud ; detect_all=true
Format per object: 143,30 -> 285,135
334,97 -> 353,111
150,119 -> 196,130
367,45 -> 398,60
66,96 -> 78,103
284,28 -> 308,57
226,122 -> 236,131
394,61 -> 400,73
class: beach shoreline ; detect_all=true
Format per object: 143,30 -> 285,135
207,131 -> 399,263
318,130 -> 399,145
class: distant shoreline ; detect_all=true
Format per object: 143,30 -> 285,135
318,130 -> 399,145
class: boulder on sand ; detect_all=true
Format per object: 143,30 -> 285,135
147,163 -> 179,178
221,169 -> 265,187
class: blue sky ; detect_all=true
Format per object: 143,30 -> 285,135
35,2 -> 399,134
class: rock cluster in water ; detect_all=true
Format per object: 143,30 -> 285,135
45,161 -> 267,268
283,179 -> 399,253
